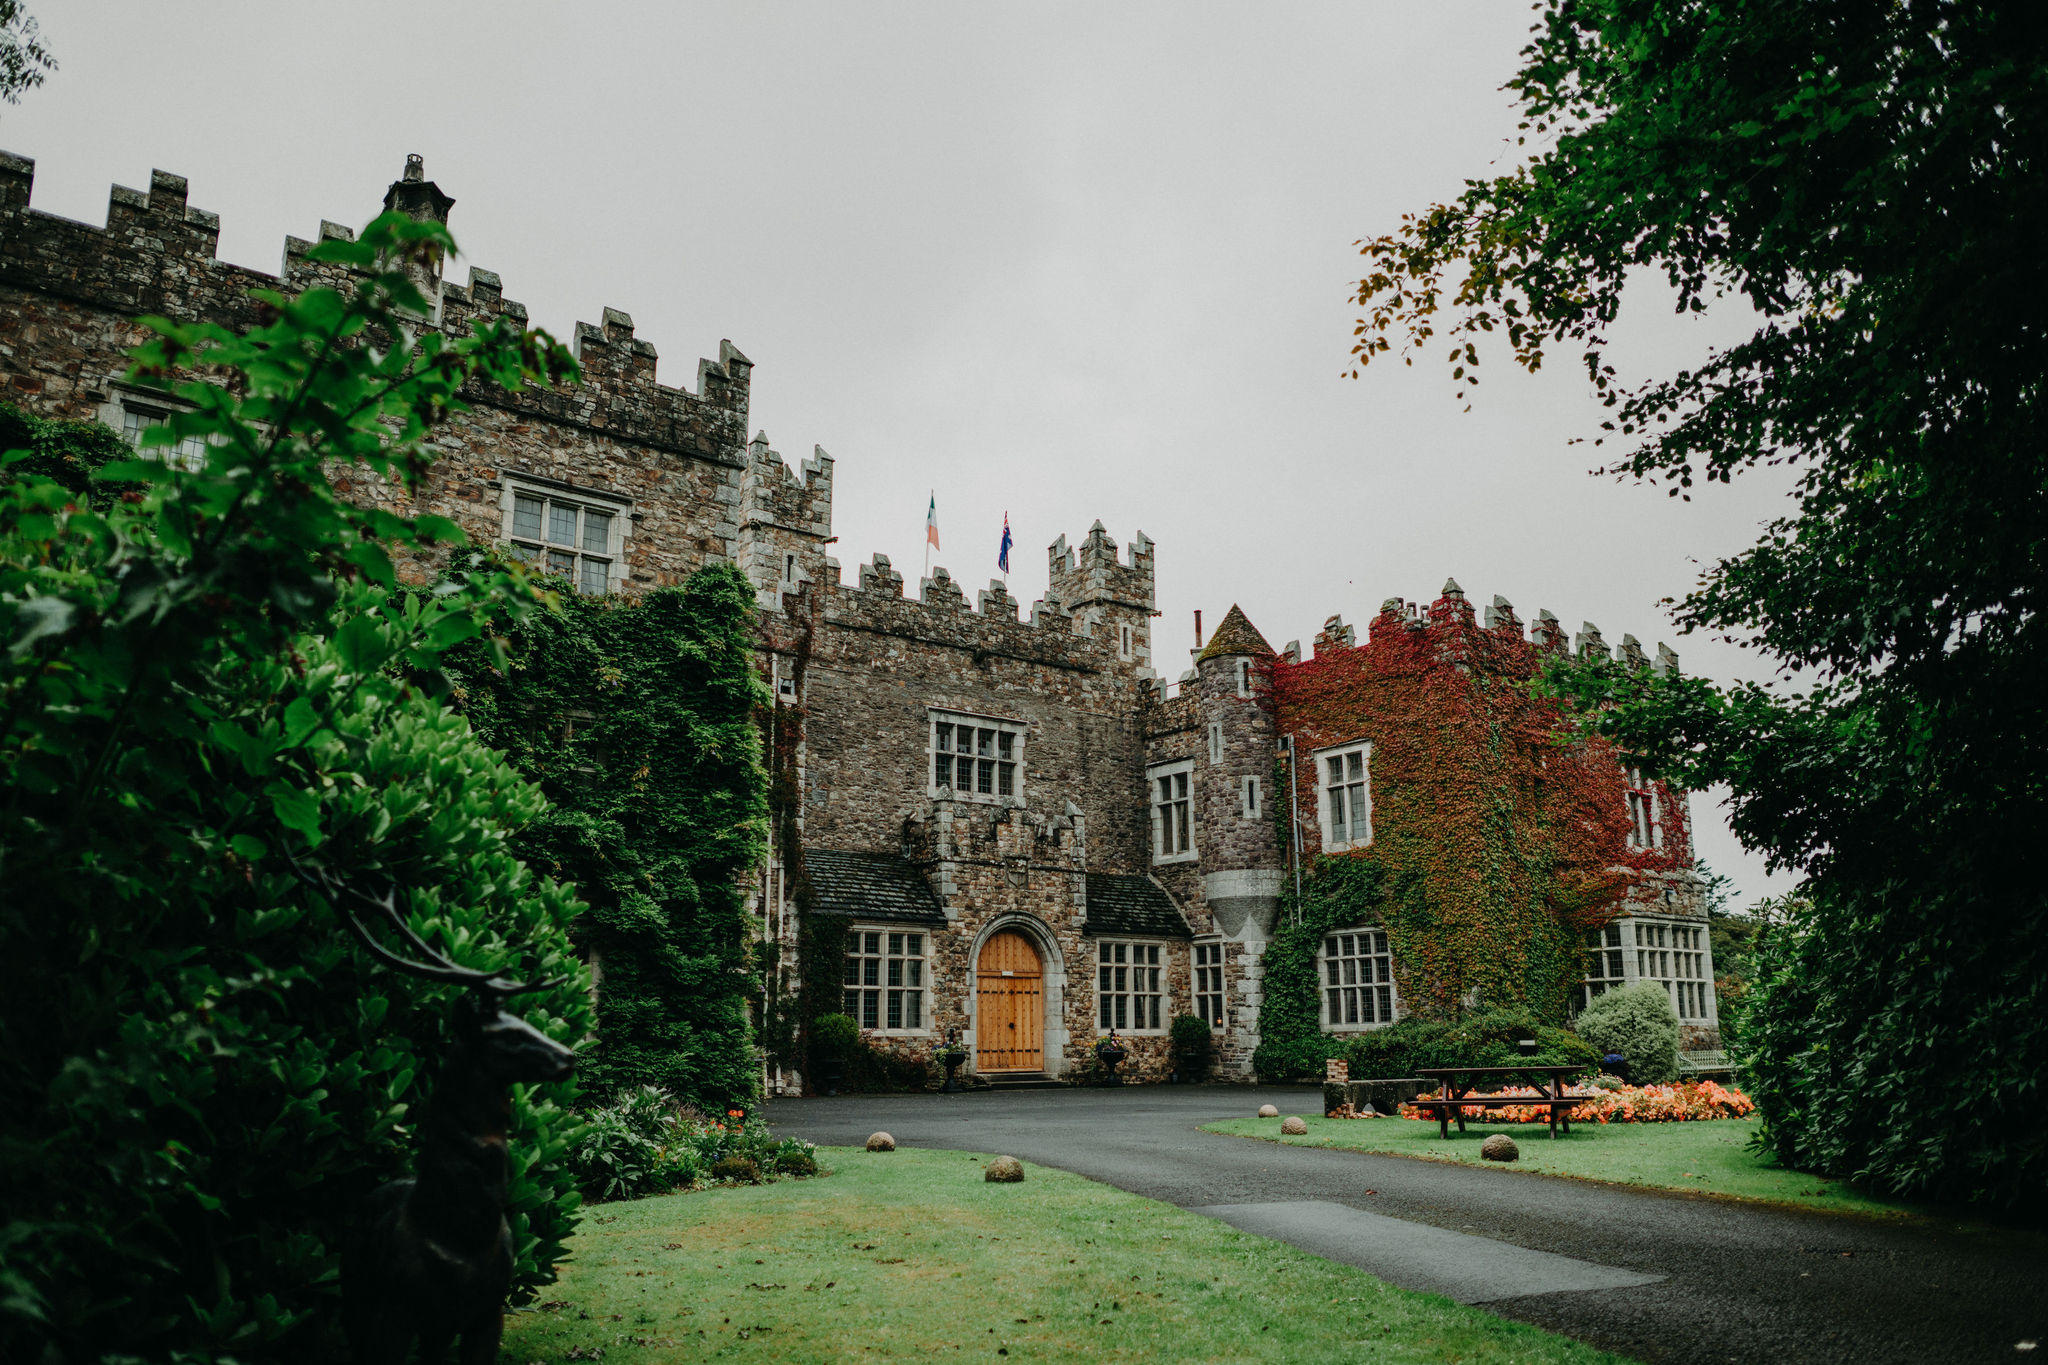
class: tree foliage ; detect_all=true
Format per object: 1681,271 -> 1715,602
0,214 -> 590,1360
0,1 -> 53,105
1353,2 -> 2048,1207
443,565 -> 770,1112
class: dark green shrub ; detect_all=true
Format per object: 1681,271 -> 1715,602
1343,1009 -> 1599,1085
712,1155 -> 762,1185
1170,1013 -> 1215,1078
774,1145 -> 820,1177
842,1038 -> 935,1093
811,1013 -> 860,1062
0,216 -> 587,1362
1573,984 -> 1680,1085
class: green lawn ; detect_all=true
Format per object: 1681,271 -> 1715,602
1201,1113 -> 1922,1217
503,1146 -> 1631,1364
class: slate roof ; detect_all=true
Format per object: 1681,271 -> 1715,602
1083,873 -> 1193,939
803,849 -> 947,925
1195,603 -> 1276,662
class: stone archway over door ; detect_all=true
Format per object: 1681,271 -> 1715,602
976,931 -> 1044,1072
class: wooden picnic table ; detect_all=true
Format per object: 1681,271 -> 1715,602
1411,1065 -> 1595,1140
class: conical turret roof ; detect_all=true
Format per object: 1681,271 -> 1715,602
1196,604 -> 1275,662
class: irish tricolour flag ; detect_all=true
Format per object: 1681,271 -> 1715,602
926,492 -> 940,551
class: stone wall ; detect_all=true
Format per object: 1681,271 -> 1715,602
0,152 -> 753,592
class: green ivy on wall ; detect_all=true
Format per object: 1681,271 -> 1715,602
1252,856 -> 1388,1080
445,562 -> 770,1111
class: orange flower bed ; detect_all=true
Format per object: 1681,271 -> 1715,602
1391,1079 -> 1755,1124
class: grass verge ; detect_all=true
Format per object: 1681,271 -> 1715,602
1201,1114 -> 1921,1217
503,1146 -> 1631,1364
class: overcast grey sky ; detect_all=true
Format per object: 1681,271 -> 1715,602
6,1 -> 1805,905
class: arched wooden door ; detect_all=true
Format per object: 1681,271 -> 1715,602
975,930 -> 1045,1073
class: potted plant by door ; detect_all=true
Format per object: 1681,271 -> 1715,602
936,1028 -> 970,1093
1094,1031 -> 1128,1085
810,1013 -> 860,1097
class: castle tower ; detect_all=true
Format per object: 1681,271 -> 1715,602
1046,521 -> 1154,676
1190,605 -> 1285,935
1189,604 -> 1286,1074
738,430 -> 835,614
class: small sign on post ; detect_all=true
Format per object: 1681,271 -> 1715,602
1325,1058 -> 1349,1084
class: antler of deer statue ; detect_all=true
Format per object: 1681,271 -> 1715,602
292,859 -> 576,1365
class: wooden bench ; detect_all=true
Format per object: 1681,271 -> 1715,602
1410,1093 -> 1596,1139
1413,1065 -> 1596,1140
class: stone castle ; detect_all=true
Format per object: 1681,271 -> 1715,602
0,153 -> 1718,1086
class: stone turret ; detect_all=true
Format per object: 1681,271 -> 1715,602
1190,605 -> 1284,940
1047,521 -> 1155,676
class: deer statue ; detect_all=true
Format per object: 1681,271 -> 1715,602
293,861 -> 577,1365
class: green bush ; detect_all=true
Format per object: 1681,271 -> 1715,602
1171,1013 -> 1216,1078
811,1013 -> 861,1062
842,1038 -> 936,1093
712,1155 -> 762,1185
1573,984 -> 1680,1085
0,216 -> 588,1362
567,1087 -> 819,1202
774,1143 -> 820,1177
1343,1009 -> 1600,1084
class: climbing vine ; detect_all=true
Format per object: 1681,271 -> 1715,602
1265,594 -> 1654,1036
443,562 -> 769,1111
1252,857 -> 1389,1079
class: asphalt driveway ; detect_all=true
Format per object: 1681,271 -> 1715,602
765,1085 -> 2047,1365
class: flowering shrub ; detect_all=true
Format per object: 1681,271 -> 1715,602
569,1087 -> 822,1201
1392,1080 -> 1756,1125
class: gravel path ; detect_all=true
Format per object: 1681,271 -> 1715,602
766,1085 -> 2047,1365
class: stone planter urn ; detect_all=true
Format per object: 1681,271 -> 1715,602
816,1057 -> 846,1097
941,1048 -> 970,1093
1095,1040 -> 1128,1085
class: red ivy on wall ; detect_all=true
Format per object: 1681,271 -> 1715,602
1266,588 -> 1678,1021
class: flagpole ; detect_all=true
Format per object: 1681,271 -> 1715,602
924,490 -> 933,582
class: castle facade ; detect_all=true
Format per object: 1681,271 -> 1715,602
0,154 -> 1717,1086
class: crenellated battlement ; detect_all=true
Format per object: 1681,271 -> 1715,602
0,151 -> 751,466
1047,520 -> 1155,612
1281,582 -> 1684,677
815,540 -> 1164,679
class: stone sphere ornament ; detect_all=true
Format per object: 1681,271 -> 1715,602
1481,1134 -> 1520,1162
1258,1104 -> 1279,1118
1281,1115 -> 1309,1135
866,1132 -> 895,1152
984,1155 -> 1026,1182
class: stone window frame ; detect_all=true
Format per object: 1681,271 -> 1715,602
928,709 -> 1026,805
1578,921 -> 1627,1012
1118,622 -> 1134,661
1315,740 -> 1374,853
1095,938 -> 1167,1034
1624,765 -> 1665,851
1320,926 -> 1399,1032
1206,721 -> 1224,766
1148,758 -> 1197,864
498,474 -> 632,596
1234,658 -> 1252,698
771,654 -> 798,703
1241,774 -> 1261,820
1629,918 -> 1715,1022
843,925 -> 932,1035
106,390 -> 211,472
1193,940 -> 1226,1029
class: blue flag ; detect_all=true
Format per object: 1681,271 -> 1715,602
998,512 -> 1012,574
